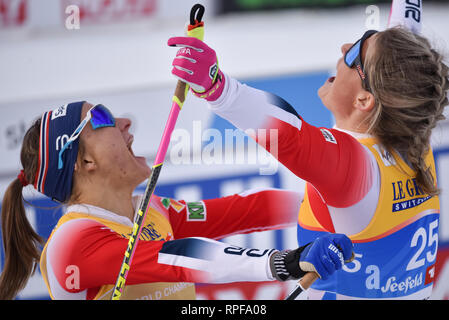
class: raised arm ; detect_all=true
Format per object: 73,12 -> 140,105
207,76 -> 374,208
168,37 -> 373,208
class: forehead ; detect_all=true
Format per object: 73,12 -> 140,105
81,102 -> 94,118
79,102 -> 96,138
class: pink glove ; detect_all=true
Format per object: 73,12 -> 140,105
168,36 -> 225,101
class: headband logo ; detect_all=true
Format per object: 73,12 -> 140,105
51,104 -> 68,120
56,134 -> 70,151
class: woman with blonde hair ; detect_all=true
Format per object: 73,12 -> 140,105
168,1 -> 448,299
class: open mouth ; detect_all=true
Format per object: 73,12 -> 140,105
328,76 -> 336,83
127,136 -> 135,156
125,135 -> 150,172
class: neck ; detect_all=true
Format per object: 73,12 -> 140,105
334,110 -> 371,134
73,182 -> 136,222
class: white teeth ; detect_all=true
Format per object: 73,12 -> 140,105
127,136 -> 134,155
127,144 -> 134,156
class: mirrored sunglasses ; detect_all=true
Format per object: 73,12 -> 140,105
58,104 -> 116,169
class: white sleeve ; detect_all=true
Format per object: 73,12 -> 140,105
207,73 -> 303,134
388,0 -> 423,34
158,237 -> 276,283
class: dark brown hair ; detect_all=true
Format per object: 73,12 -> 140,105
0,118 -> 44,300
365,27 -> 449,196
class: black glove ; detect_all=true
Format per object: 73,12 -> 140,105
270,233 -> 354,281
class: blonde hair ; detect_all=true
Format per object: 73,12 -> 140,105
364,27 -> 449,196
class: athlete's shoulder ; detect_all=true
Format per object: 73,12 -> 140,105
48,217 -> 113,249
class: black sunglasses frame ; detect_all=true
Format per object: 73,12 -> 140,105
344,29 -> 378,92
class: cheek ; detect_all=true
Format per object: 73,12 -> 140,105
319,71 -> 360,117
109,143 -> 131,171
82,130 -> 136,180
333,68 -> 360,101
93,137 -> 128,172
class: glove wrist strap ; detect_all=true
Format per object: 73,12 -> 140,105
192,69 -> 225,102
270,244 -> 309,282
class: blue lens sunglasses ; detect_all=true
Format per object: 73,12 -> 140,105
344,29 -> 378,92
58,104 -> 116,169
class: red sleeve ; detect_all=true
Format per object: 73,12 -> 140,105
209,79 -> 373,208
47,219 -> 203,292
259,117 -> 373,208
167,188 -> 302,240
46,218 -> 276,297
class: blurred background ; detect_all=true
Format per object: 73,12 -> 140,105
1,0 -> 449,300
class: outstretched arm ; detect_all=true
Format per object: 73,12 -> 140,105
165,188 -> 302,240
44,218 -> 353,297
206,76 -> 374,209
168,38 -> 374,209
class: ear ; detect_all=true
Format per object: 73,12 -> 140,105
82,158 -> 96,172
74,153 -> 97,173
354,91 -> 375,113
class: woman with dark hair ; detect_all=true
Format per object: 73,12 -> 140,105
0,101 -> 353,300
168,2 -> 448,299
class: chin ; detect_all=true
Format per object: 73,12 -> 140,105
127,163 -> 151,189
318,88 -> 332,111
138,165 -> 152,182
143,166 -> 152,179
131,172 -> 151,191
132,154 -> 151,175
318,80 -> 330,98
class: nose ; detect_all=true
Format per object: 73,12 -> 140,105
116,117 -> 132,133
341,43 -> 353,56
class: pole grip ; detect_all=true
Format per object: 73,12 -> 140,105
173,80 -> 189,107
299,272 -> 319,290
